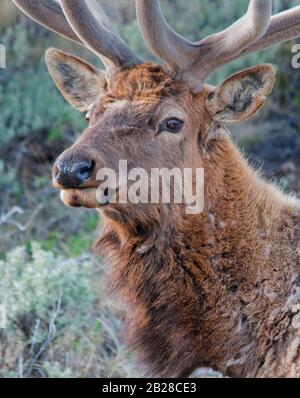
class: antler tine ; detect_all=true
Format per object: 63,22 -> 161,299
60,0 -> 141,75
239,6 -> 300,58
136,0 -> 272,91
12,0 -> 83,45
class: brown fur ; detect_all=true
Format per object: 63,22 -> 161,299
50,61 -> 300,378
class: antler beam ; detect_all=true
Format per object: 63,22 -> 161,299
241,6 -> 300,57
136,0 -> 300,91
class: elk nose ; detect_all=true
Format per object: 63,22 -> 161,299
54,159 -> 94,189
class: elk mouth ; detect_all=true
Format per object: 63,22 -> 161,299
59,186 -> 119,209
59,187 -> 100,209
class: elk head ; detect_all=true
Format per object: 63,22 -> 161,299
13,0 -> 300,227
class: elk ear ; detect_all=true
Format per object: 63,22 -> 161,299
205,65 -> 275,124
45,48 -> 107,112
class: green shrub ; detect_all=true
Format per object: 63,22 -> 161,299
0,242 -> 93,331
0,23 -> 85,146
0,243 -> 139,378
0,160 -> 20,196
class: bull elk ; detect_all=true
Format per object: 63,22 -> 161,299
13,0 -> 300,378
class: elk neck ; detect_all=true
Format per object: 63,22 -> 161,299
94,132 -> 300,377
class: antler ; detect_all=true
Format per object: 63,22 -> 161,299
136,1 -> 300,92
13,0 -> 300,92
136,0 -> 272,91
12,0 -> 141,75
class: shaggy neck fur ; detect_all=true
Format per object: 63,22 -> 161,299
95,133 -> 300,378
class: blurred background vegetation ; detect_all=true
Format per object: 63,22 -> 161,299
1,0 -> 300,378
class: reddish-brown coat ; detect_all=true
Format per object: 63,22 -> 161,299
51,61 -> 300,377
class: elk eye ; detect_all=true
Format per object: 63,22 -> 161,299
161,118 -> 183,133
